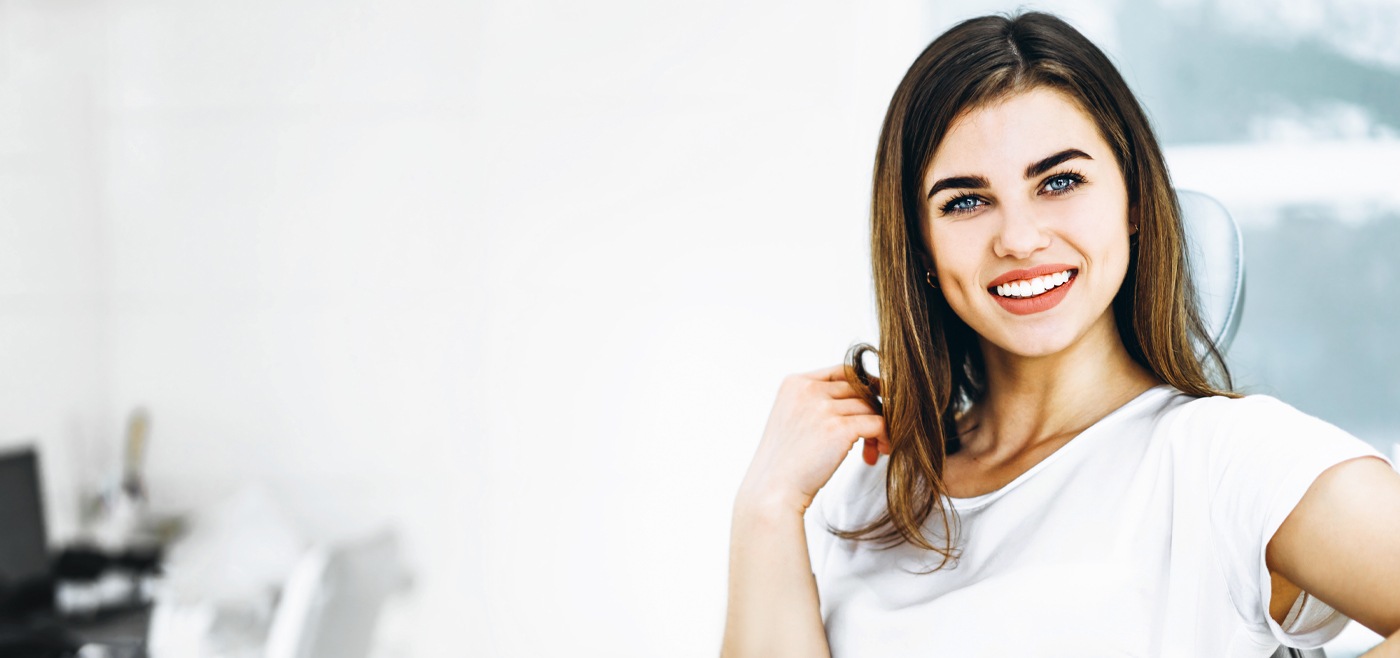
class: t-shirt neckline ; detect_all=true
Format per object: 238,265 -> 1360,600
943,383 -> 1176,510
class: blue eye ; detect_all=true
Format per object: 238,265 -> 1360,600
1042,172 -> 1086,195
941,195 -> 985,215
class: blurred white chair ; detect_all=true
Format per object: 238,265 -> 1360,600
264,528 -> 412,658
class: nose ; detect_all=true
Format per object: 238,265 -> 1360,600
992,200 -> 1052,259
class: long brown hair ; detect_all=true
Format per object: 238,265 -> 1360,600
835,11 -> 1238,568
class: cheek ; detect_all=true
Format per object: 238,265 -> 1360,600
927,232 -> 968,281
1061,201 -> 1132,259
928,219 -> 997,266
927,228 -> 992,311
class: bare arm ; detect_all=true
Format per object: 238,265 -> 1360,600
1266,456 -> 1400,656
720,365 -> 888,658
721,493 -> 829,658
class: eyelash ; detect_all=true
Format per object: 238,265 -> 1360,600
938,170 -> 1090,216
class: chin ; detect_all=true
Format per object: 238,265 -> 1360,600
1001,337 -> 1077,359
981,324 -> 1082,360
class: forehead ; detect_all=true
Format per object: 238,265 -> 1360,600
923,87 -> 1108,183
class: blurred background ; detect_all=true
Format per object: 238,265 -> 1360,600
0,0 -> 1395,656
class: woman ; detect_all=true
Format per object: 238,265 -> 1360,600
722,11 -> 1400,658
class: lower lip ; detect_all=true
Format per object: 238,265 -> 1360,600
990,272 -> 1076,316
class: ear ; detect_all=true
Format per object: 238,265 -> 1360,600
912,225 -> 937,272
915,246 -> 936,275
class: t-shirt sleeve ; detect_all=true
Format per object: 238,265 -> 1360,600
804,442 -> 884,588
1198,394 -> 1392,648
804,482 -> 836,582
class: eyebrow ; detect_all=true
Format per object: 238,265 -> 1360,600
926,148 -> 1094,199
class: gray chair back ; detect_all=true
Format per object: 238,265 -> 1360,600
1177,189 -> 1246,353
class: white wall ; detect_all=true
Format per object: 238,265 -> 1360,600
0,0 -> 106,546
99,0 -> 491,653
92,0 -> 929,655
465,3 -> 933,652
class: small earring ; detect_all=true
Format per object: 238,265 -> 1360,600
926,271 -> 939,289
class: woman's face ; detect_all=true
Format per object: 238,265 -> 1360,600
920,86 -> 1133,360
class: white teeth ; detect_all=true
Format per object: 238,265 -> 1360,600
994,270 -> 1075,298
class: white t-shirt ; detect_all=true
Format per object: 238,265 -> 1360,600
805,384 -> 1390,657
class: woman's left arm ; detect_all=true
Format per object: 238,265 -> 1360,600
1267,455 -> 1400,656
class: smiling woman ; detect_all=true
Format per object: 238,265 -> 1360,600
722,10 -> 1400,658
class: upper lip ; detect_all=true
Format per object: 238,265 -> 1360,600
987,263 -> 1078,289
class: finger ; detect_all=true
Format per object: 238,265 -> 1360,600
800,363 -> 850,382
868,434 -> 892,456
862,436 -> 893,465
842,416 -> 889,452
825,397 -> 879,416
818,380 -> 858,399
818,379 -> 881,402
798,364 -> 843,381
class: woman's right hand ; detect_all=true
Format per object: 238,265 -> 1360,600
736,364 -> 890,516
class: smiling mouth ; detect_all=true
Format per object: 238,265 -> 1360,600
989,269 -> 1078,299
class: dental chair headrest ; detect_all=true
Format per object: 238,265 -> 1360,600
1175,189 -> 1245,353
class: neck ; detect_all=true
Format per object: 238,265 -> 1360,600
963,313 -> 1163,459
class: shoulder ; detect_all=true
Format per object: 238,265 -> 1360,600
1172,390 -> 1303,424
809,440 -> 889,531
804,441 -> 888,576
1162,390 -> 1390,514
1165,391 -> 1353,450
1150,390 -> 1388,488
